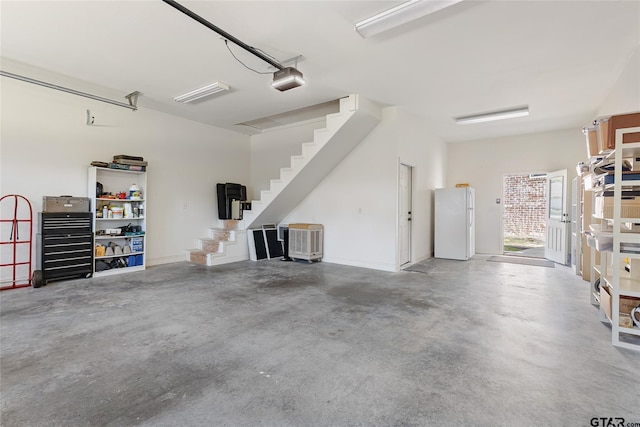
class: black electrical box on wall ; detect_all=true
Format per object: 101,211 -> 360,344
216,183 -> 247,220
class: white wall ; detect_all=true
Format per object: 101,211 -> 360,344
446,129 -> 584,255
282,107 -> 446,271
249,120 -> 323,201
445,45 -> 639,257
597,45 -> 640,117
0,60 -> 250,267
397,109 -> 447,262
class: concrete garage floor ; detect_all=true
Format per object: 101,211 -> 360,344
1,257 -> 639,426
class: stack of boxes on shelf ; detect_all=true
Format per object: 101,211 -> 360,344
91,155 -> 148,172
581,112 -> 640,350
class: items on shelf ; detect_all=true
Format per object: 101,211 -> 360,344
91,154 -> 148,171
88,165 -> 147,277
583,112 -> 640,159
632,305 -> 640,327
583,118 -> 640,350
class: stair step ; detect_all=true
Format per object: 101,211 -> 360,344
313,128 -> 330,144
290,155 -> 308,169
198,238 -> 223,253
187,249 -> 210,264
186,229 -> 248,266
325,112 -> 348,128
280,168 -> 296,181
221,219 -> 240,230
208,228 -> 231,240
339,95 -> 356,111
301,142 -> 319,157
270,179 -> 284,193
260,190 -> 273,202
249,200 -> 263,210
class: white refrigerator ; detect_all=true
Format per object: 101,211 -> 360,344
434,187 -> 475,260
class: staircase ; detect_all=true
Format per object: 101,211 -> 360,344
187,94 -> 381,266
186,220 -> 247,266
242,94 -> 381,229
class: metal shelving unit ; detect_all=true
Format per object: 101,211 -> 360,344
88,166 -> 147,277
608,127 -> 640,350
592,126 -> 640,351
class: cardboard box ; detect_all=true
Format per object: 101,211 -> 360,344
598,112 -> 640,150
619,293 -> 640,315
600,283 -> 640,323
584,127 -> 599,157
594,195 -> 640,219
601,283 -> 612,321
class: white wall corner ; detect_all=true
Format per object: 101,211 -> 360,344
596,45 -> 640,117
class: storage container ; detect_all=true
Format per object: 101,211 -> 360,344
43,196 -> 90,213
594,195 -> 640,219
599,171 -> 640,186
597,112 -> 640,151
600,283 -> 640,323
131,237 -> 143,252
585,230 -> 613,252
111,207 -> 124,219
34,212 -> 94,286
584,126 -> 599,157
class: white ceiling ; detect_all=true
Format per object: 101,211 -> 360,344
1,0 -> 638,142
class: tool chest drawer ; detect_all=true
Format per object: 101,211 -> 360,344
41,212 -> 92,235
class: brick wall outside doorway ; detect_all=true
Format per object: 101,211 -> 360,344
503,174 -> 547,241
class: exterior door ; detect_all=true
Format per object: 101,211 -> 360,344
399,164 -> 412,266
545,169 -> 569,265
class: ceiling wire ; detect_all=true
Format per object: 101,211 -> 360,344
224,39 -> 272,75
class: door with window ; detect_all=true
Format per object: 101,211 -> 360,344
545,169 -> 569,265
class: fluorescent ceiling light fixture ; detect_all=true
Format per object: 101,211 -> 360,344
174,81 -> 229,103
271,67 -> 306,92
455,106 -> 530,125
355,0 -> 463,38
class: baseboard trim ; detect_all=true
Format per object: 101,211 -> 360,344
147,255 -> 185,267
321,256 -> 396,272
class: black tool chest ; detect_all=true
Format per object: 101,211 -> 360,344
33,212 -> 94,287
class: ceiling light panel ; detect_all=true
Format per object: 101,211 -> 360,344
355,0 -> 464,38
174,81 -> 229,103
455,106 -> 530,125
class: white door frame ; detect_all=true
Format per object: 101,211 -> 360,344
399,163 -> 413,266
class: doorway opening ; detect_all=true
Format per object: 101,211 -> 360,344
503,173 -> 547,258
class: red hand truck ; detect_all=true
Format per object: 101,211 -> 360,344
1,194 -> 33,290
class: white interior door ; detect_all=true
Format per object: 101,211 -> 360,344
399,164 -> 412,266
545,169 -> 569,265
